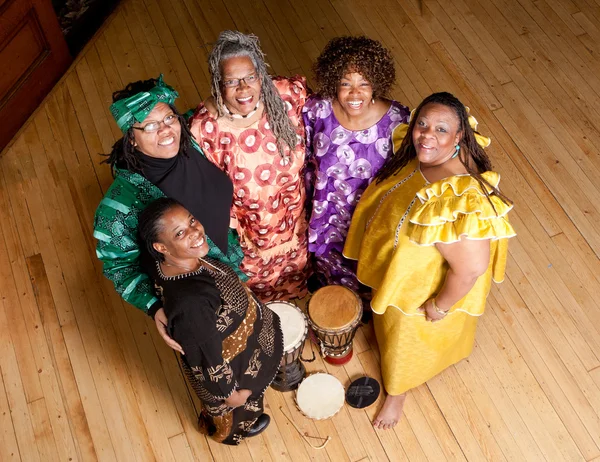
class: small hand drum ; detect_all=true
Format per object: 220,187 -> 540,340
345,376 -> 380,409
266,301 -> 308,392
307,286 -> 362,365
296,373 -> 345,420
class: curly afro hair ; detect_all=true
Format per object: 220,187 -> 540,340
313,36 -> 396,100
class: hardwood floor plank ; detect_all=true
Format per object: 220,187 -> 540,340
28,398 -> 60,462
493,266 -> 595,459
477,305 -> 559,460
460,325 -> 546,460
168,433 -> 198,462
0,364 -> 23,461
26,254 -> 97,462
0,160 -> 45,408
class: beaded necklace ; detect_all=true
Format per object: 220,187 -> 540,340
223,101 -> 261,120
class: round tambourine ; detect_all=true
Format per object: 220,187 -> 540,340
295,373 -> 345,420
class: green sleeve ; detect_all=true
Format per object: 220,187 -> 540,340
206,228 -> 247,282
93,172 -> 163,314
95,234 -> 160,313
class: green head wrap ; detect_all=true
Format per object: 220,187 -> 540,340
109,74 -> 179,133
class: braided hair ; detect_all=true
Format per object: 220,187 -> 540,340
102,78 -> 194,175
376,92 -> 512,207
208,30 -> 297,157
138,197 -> 183,262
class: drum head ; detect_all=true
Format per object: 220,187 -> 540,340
308,286 -> 361,330
266,301 -> 307,352
296,373 -> 345,420
345,376 -> 380,409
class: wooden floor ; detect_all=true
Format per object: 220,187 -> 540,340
2,0 -> 600,460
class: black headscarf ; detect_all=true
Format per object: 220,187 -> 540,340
137,145 -> 232,253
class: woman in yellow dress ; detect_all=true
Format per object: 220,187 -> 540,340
344,92 -> 516,429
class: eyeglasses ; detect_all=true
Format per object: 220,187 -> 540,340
133,114 -> 177,133
222,73 -> 259,88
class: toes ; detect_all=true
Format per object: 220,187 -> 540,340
375,420 -> 399,430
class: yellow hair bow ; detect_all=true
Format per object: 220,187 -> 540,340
392,106 -> 491,153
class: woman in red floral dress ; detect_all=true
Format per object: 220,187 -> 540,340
190,30 -> 310,302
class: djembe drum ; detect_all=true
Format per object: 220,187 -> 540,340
266,301 -> 309,392
307,286 -> 362,365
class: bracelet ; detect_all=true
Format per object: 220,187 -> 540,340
432,298 -> 449,315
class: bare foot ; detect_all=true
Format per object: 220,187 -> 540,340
373,393 -> 406,430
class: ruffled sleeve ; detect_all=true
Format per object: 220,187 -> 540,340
407,172 -> 516,246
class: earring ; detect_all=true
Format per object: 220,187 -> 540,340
451,144 -> 460,158
371,97 -> 375,104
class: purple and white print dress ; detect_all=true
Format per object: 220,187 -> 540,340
302,96 -> 410,294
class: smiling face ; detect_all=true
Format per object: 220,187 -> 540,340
132,102 -> 181,159
152,205 -> 209,261
220,55 -> 262,116
412,103 -> 462,167
336,71 -> 374,115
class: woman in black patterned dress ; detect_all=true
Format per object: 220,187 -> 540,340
138,198 -> 283,445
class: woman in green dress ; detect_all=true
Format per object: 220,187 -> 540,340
93,75 -> 244,352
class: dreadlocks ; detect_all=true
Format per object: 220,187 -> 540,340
102,78 -> 194,175
376,92 -> 512,207
207,30 -> 297,157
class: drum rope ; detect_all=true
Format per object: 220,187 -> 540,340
278,406 -> 332,449
300,337 -> 316,362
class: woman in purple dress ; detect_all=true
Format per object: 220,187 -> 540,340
303,36 -> 410,296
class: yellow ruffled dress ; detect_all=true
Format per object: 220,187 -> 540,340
344,159 -> 516,395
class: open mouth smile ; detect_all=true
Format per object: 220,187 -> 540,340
158,136 -> 175,146
190,236 -> 205,248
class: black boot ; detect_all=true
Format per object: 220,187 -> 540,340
247,414 -> 270,437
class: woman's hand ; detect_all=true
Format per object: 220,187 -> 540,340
418,298 -> 448,323
224,389 -> 252,408
419,236 -> 491,322
154,308 -> 185,354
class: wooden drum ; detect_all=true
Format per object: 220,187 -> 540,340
266,301 -> 308,392
307,286 -> 362,365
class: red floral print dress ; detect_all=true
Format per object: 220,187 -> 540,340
190,76 -> 310,301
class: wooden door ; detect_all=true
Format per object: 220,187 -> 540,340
0,0 -> 72,152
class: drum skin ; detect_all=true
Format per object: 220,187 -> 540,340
308,286 -> 360,330
307,286 -> 363,366
296,373 -> 345,420
266,301 -> 308,391
267,301 -> 307,365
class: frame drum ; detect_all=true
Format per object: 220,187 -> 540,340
296,373 -> 345,420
